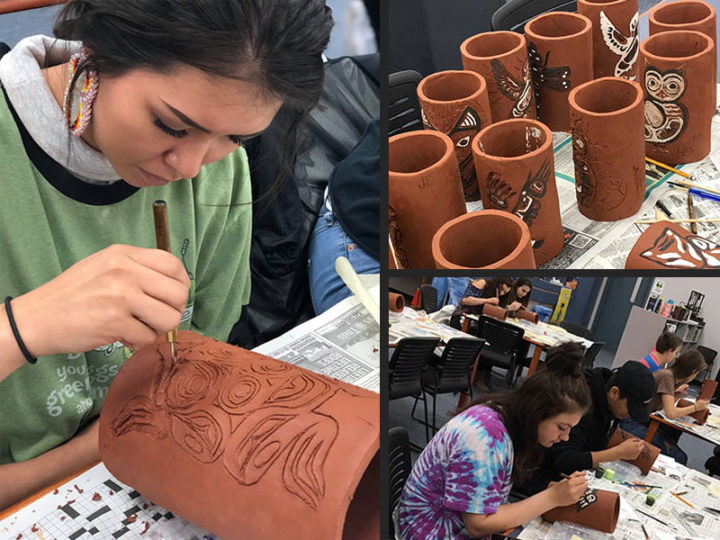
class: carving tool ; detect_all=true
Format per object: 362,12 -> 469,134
641,523 -> 650,540
686,191 -> 698,234
152,200 -> 177,361
636,508 -> 670,527
334,256 -> 379,324
388,235 -> 402,269
654,200 -> 673,219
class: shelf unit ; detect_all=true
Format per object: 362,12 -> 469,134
664,317 -> 705,349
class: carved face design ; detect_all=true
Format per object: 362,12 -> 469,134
640,227 -> 720,268
646,68 -> 685,102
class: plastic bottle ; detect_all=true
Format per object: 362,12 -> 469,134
661,300 -> 674,318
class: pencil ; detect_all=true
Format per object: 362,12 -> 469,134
646,157 -> 691,179
152,200 -> 177,361
642,523 -> 651,540
672,491 -> 694,508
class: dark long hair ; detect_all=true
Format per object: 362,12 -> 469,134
508,278 -> 532,309
481,278 -> 512,304
463,342 -> 591,484
53,0 -> 333,194
669,349 -> 707,382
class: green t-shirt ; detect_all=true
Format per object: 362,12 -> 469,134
0,92 -> 252,464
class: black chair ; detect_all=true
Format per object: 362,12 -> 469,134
420,284 -> 439,314
697,345 -> 718,386
389,70 -> 423,137
390,337 -> 441,444
492,0 -> 578,33
475,316 -> 526,388
559,320 -> 592,339
389,426 -> 412,538
583,341 -> 605,369
412,337 -> 486,435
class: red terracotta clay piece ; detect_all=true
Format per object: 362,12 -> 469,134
524,12 -> 594,131
699,379 -> 718,401
607,428 -> 661,474
99,332 -> 379,540
625,221 -> 720,269
640,30 -> 714,165
578,0 -> 639,80
542,488 -> 620,533
678,398 -> 711,424
417,70 -> 492,201
431,210 -> 537,269
388,292 -> 405,313
481,304 -> 508,321
389,130 -> 466,269
472,118 -> 564,266
460,31 -> 536,123
568,77 -> 645,221
516,309 -> 539,324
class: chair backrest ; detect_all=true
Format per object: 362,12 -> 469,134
390,337 -> 440,399
559,320 -> 591,339
389,70 -> 423,137
491,0 -> 578,33
583,341 -> 605,369
436,337 -> 486,389
389,426 -> 412,537
420,284 -> 439,314
698,345 -> 718,366
476,316 -> 525,355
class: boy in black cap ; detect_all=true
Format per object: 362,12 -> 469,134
520,360 -> 656,494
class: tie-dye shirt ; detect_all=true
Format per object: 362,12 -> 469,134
396,405 -> 514,540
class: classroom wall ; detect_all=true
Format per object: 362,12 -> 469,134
642,278 -> 720,380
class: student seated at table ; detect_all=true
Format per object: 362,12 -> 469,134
640,332 -> 682,372
452,277 -> 512,317
395,343 -> 591,540
506,278 -> 532,316
520,360 -> 655,495
620,349 -> 708,465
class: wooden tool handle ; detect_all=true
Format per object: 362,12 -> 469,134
153,200 -> 171,252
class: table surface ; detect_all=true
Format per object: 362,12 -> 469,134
651,402 -> 720,447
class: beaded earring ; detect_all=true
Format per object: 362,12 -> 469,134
62,50 -> 99,137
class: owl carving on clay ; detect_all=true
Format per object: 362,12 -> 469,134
600,11 -> 639,79
644,67 -> 687,144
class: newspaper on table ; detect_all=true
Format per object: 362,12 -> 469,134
254,278 -> 380,393
388,307 -> 471,345
653,402 -> 720,446
466,86 -> 720,268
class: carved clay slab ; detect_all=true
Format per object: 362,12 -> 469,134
99,331 -> 379,540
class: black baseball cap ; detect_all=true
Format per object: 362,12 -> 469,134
610,361 -> 655,423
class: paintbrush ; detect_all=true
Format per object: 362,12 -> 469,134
153,200 -> 177,361
687,191 -> 698,234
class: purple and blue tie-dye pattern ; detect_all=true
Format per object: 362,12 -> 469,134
396,406 -> 514,540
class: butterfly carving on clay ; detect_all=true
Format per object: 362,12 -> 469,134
600,11 -> 639,79
511,159 -> 552,250
491,58 -> 534,118
644,67 -> 687,144
527,42 -> 571,115
640,227 -> 720,268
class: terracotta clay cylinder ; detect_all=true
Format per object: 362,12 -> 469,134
389,292 -> 405,313
460,31 -> 537,123
678,398 -> 711,424
640,30 -> 714,165
99,332 -> 380,540
607,428 -> 661,474
649,0 -> 717,113
481,304 -> 508,321
431,210 -> 537,269
625,220 -> 720,269
524,12 -> 594,131
517,309 -> 539,324
568,77 -> 645,221
542,489 -> 620,533
389,130 -> 466,269
578,0 -> 639,80
472,118 -> 563,266
417,70 -> 492,202
700,379 -> 718,401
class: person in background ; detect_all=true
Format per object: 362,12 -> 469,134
453,277 -> 512,317
620,349 -> 708,465
640,332 -> 682,372
521,361 -> 655,495
506,278 -> 532,316
396,343 -> 591,540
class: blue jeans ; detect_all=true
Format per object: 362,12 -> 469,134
308,203 -> 379,314
619,418 -> 688,465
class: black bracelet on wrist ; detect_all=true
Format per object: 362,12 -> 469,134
4,296 -> 37,364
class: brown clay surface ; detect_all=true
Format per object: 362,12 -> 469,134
607,428 -> 660,474
700,379 -> 718,401
389,292 -> 405,313
578,0 -> 639,80
431,210 -> 537,269
524,12 -> 594,131
99,332 -> 380,540
542,488 -> 620,533
389,130 -> 466,269
678,398 -> 711,424
417,70 -> 492,201
569,77 -> 645,221
481,304 -> 508,321
472,119 -> 563,266
516,309 -> 539,323
640,30 -> 714,165
625,221 -> 720,268
460,31 -> 537,123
